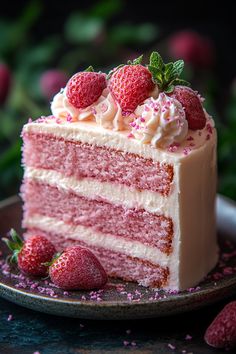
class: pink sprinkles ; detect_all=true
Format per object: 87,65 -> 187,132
185,334 -> 192,340
123,340 -> 137,347
0,238 -> 235,308
7,314 -> 13,321
168,343 -> 176,350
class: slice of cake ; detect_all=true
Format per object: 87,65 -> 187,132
21,52 -> 218,290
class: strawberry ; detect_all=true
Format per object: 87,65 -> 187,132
108,56 -> 154,112
204,301 -> 236,349
66,68 -> 106,109
49,246 -> 107,290
3,229 -> 56,277
40,69 -> 68,99
0,63 -> 11,105
169,86 -> 206,130
169,31 -> 214,69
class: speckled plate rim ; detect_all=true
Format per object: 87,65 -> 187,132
0,194 -> 236,320
0,273 -> 236,320
1,271 -> 236,306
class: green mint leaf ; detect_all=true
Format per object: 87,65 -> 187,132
164,85 -> 175,93
171,78 -> 191,87
164,62 -> 174,82
128,54 -> 143,65
85,65 -> 94,72
149,51 -> 164,69
148,65 -> 163,85
173,60 -> 184,76
148,51 -> 188,92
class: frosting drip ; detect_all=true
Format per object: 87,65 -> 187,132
132,93 -> 188,148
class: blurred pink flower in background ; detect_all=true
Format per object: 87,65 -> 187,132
40,70 -> 68,100
168,31 -> 214,69
0,63 -> 11,105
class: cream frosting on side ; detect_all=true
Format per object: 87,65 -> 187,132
132,93 -> 188,147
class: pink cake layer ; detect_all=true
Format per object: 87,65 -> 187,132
22,180 -> 173,254
25,228 -> 169,287
23,132 -> 174,195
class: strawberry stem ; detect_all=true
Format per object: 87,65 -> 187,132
107,55 -> 144,80
127,54 -> 143,65
85,65 -> 94,72
2,229 -> 23,263
43,251 -> 62,267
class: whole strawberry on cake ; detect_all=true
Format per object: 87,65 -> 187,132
21,52 -> 218,290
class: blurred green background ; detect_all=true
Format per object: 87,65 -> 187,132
0,0 -> 236,201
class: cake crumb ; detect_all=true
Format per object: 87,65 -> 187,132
123,340 -> 129,346
7,314 -> 13,321
168,343 -> 176,350
185,334 -> 192,340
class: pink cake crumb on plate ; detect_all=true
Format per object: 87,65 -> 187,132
0,196 -> 235,320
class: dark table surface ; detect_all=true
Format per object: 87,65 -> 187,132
0,296 -> 233,354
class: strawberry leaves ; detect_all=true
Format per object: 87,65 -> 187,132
127,54 -> 143,65
85,65 -> 94,72
107,55 -> 144,79
2,229 -> 23,263
148,51 -> 190,93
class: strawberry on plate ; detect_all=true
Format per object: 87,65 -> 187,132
66,66 -> 106,109
108,55 -> 154,113
49,246 -> 107,290
204,301 -> 236,349
3,229 -> 56,277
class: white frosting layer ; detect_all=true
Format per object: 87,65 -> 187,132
24,167 -> 176,216
133,93 -> 188,147
24,214 -> 169,266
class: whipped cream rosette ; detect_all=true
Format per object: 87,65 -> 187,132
131,93 -> 188,148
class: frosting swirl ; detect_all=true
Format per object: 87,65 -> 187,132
51,89 -> 127,130
93,93 -> 124,130
131,93 -> 188,148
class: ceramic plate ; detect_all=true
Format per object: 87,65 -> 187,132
0,195 -> 236,320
